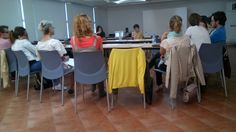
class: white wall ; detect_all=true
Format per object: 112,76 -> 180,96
67,3 -> 93,36
95,7 -> 108,35
0,0 -> 22,29
24,0 -> 67,41
107,0 -> 230,36
1,0 -> 94,41
143,7 -> 188,36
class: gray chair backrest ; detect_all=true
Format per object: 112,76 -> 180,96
199,43 -> 223,73
13,51 -> 29,76
5,48 -> 17,73
73,51 -> 107,84
38,50 -> 64,80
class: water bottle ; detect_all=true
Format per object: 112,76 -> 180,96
152,34 -> 156,44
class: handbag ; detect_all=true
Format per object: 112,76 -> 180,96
182,83 -> 197,103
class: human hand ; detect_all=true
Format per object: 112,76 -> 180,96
161,32 -> 168,41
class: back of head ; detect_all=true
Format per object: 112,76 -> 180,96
73,14 -> 93,39
211,11 -> 227,26
188,13 -> 201,26
96,25 -> 103,32
38,20 -> 53,35
10,26 -> 26,43
169,15 -> 182,33
200,15 -> 211,29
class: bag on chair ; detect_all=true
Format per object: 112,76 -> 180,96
182,83 -> 197,103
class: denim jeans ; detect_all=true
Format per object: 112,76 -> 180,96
29,60 -> 41,72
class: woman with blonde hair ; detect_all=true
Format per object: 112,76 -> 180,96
70,14 -> 106,97
149,15 -> 191,90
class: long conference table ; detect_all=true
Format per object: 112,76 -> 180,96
102,39 -> 153,44
65,39 -> 160,49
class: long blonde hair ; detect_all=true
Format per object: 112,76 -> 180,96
73,14 -> 93,39
169,15 -> 182,33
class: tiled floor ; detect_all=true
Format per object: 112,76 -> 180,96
0,47 -> 236,132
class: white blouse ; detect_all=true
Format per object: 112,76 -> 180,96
36,38 -> 67,57
11,39 -> 39,61
185,26 -> 211,51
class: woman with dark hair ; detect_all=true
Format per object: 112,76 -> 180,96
0,25 -> 11,49
199,16 -> 211,30
11,26 -> 41,72
185,13 -> 211,51
132,24 -> 143,40
96,25 -> 106,38
210,11 -> 227,44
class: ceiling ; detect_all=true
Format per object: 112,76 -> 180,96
63,0 -> 183,7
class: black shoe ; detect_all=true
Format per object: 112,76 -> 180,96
99,91 -> 106,98
34,84 -> 40,90
67,89 -> 74,94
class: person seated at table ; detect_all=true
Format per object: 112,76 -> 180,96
36,20 -> 73,94
185,13 -> 211,51
210,11 -> 227,44
123,27 -> 131,39
96,25 -> 106,38
70,14 -> 106,97
10,26 -> 41,72
0,25 -> 11,49
132,24 -> 144,40
149,15 -> 191,90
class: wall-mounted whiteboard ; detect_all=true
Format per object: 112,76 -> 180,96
143,7 -> 188,37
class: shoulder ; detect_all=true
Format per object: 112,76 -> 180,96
50,38 -> 61,44
24,39 -> 32,45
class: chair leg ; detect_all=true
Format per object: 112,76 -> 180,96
197,80 -> 201,103
219,71 -> 224,88
105,80 -> 110,112
52,80 -> 55,93
61,76 -> 64,106
27,74 -> 30,101
221,69 -> 228,97
111,93 -> 114,109
40,74 -> 43,103
74,81 -> 77,113
0,73 -> 2,89
82,84 -> 85,103
170,98 -> 176,110
143,92 -> 146,109
14,71 -> 18,96
16,74 -> 20,96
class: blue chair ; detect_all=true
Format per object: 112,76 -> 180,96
73,51 -> 108,112
38,50 -> 73,105
5,48 -> 18,95
13,51 -> 38,100
199,44 -> 228,97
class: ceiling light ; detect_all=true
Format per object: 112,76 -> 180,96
114,0 -> 146,4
